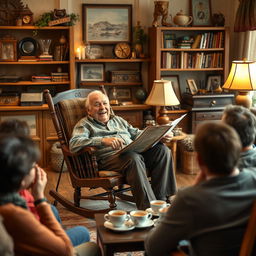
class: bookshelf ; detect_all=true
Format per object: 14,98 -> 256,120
148,26 -> 230,132
148,26 -> 229,86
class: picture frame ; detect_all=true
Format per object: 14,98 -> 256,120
116,88 -> 132,101
0,36 -> 17,61
186,79 -> 198,95
82,4 -> 132,44
206,75 -> 222,91
190,0 -> 212,26
161,75 -> 182,103
80,63 -> 105,82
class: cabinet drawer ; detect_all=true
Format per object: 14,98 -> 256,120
195,111 -> 223,121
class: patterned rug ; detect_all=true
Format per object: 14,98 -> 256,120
58,203 -> 144,256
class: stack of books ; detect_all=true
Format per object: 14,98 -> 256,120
32,75 -> 52,82
18,56 -> 38,62
38,55 -> 53,61
51,72 -> 69,82
176,36 -> 194,49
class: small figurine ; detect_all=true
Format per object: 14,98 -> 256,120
152,1 -> 172,27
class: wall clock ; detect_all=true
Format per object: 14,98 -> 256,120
114,43 -> 131,59
0,0 -> 24,26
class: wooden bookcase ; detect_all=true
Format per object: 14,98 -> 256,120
148,26 -> 230,132
0,26 -> 75,167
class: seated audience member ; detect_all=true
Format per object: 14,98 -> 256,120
222,105 -> 256,170
145,122 -> 256,256
0,134 -> 100,256
0,119 -> 90,247
0,215 -> 14,256
69,90 -> 176,210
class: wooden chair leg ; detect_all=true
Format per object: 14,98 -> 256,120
74,187 -> 81,207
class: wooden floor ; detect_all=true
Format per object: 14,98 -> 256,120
45,168 -> 197,205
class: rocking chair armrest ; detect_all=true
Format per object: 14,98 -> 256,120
61,145 -> 97,157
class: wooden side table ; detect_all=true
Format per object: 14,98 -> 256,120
166,132 -> 187,173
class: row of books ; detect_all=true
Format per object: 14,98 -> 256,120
161,31 -> 224,49
31,73 -> 69,82
193,32 -> 224,49
161,52 -> 223,69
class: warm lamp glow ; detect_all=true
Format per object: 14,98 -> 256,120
145,80 -> 180,125
222,60 -> 256,108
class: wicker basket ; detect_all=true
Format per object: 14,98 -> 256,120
179,135 -> 200,175
50,142 -> 68,172
181,150 -> 200,175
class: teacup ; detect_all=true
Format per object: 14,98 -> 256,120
130,210 -> 152,227
159,206 -> 170,219
150,200 -> 170,214
104,210 -> 130,227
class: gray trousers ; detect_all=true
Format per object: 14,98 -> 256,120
99,143 -> 177,210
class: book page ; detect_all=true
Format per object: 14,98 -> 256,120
114,113 -> 187,155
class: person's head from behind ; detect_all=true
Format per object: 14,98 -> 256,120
85,90 -> 110,124
0,119 -> 30,137
222,105 -> 256,148
194,121 -> 242,176
0,135 -> 40,194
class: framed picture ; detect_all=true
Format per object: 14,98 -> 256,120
190,0 -> 212,26
186,79 -> 198,95
206,75 -> 222,91
116,88 -> 132,100
80,63 -> 105,82
161,75 -> 182,103
82,4 -> 132,44
0,37 -> 17,61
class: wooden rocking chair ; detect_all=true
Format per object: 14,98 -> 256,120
44,88 -> 134,218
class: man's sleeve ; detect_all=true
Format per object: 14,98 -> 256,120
145,194 -> 193,256
69,121 -> 102,153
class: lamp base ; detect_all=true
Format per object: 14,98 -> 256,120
235,91 -> 252,108
157,106 -> 170,125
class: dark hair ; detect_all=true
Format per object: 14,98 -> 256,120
222,105 -> 256,147
0,119 -> 30,137
194,121 -> 242,175
0,135 -> 40,193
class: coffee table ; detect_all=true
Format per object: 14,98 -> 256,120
95,213 -> 154,256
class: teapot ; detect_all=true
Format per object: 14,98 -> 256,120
173,10 -> 193,26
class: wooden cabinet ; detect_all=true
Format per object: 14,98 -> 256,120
182,93 -> 234,132
148,27 -> 230,132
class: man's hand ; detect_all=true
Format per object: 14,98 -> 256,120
102,137 -> 125,150
161,132 -> 174,143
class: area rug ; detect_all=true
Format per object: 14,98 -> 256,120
58,204 -> 144,256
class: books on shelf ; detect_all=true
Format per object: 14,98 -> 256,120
51,72 -> 69,82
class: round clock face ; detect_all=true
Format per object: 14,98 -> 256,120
114,43 -> 131,59
22,15 -> 31,24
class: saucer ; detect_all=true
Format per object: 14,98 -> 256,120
135,219 -> 155,229
104,220 -> 135,232
146,208 -> 159,217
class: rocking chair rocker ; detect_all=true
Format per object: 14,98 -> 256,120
44,88 -> 134,218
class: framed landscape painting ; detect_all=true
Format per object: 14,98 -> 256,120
82,4 -> 132,44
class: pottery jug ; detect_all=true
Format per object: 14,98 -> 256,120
173,10 -> 193,26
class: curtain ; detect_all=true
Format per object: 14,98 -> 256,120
233,0 -> 256,61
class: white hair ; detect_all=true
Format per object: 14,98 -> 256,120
85,90 -> 109,110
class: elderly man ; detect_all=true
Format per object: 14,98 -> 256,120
145,121 -> 256,256
69,90 -> 177,210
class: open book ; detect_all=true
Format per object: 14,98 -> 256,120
114,113 -> 187,156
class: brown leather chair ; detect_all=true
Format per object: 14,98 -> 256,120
44,88 -> 133,218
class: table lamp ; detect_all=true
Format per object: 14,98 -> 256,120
145,79 -> 180,125
222,60 -> 256,108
